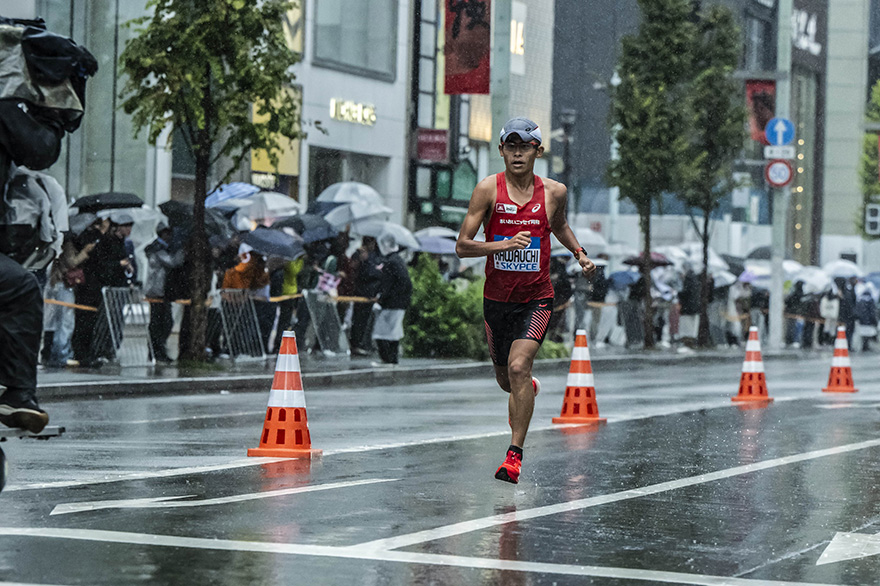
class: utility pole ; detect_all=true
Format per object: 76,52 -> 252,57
559,109 -> 577,220
768,0 -> 793,351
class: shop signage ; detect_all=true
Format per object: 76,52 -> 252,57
417,128 -> 449,163
792,8 -> 822,57
329,98 -> 377,126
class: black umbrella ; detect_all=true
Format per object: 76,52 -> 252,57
271,213 -> 338,243
745,245 -> 771,260
243,226 -> 304,261
158,200 -> 236,240
622,251 -> 673,268
71,192 -> 143,213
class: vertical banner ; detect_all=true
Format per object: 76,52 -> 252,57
445,0 -> 491,95
746,80 -> 776,144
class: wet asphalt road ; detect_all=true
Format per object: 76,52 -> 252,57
2,353 -> 880,585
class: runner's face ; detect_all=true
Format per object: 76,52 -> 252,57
499,136 -> 543,176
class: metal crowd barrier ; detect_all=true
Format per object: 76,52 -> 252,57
302,290 -> 350,355
93,286 -> 153,367
217,288 -> 266,361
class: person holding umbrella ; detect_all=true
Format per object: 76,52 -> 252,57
144,223 -> 183,363
371,232 -> 413,365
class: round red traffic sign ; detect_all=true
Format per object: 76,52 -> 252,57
765,159 -> 793,187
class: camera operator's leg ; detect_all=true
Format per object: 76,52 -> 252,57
0,253 -> 49,433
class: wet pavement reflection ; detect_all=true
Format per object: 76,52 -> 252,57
0,354 -> 879,584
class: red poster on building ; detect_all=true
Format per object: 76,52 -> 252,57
746,80 -> 776,144
444,0 -> 491,95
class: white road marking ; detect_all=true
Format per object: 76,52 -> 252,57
0,399 -> 837,492
124,411 -> 264,424
354,438 -> 880,552
817,532 -> 880,565
0,527 -> 842,586
50,478 -> 398,515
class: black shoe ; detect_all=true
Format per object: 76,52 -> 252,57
0,397 -> 49,434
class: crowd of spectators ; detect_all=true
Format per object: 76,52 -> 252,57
37,214 -> 414,367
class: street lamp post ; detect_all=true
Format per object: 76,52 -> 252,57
559,108 -> 577,222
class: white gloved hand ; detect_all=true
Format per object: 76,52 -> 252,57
372,302 -> 382,312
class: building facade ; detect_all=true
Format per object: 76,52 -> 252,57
407,0 -> 555,230
551,0 -> 852,267
289,0 -> 411,219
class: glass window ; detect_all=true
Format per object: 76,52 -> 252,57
416,167 -> 432,198
436,169 -> 452,199
744,18 -> 770,71
419,58 -> 435,93
314,0 -> 398,80
420,22 -> 436,58
418,93 -> 434,128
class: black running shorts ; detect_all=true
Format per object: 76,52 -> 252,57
483,297 -> 553,366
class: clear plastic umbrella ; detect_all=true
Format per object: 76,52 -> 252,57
792,265 -> 832,294
414,226 -> 458,239
316,182 -> 384,205
353,220 -> 420,250
822,259 -> 864,279
324,200 -> 393,229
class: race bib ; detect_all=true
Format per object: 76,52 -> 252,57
493,236 -> 541,272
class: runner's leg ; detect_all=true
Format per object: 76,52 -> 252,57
507,338 -> 540,447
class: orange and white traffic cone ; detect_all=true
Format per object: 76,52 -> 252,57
732,326 -> 773,403
823,326 -> 858,393
248,332 -> 322,458
552,329 -> 606,425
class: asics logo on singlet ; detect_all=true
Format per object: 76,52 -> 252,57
500,218 -> 540,225
531,204 -> 541,213
493,236 -> 540,272
495,203 -> 517,214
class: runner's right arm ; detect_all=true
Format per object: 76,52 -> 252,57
456,176 -> 530,258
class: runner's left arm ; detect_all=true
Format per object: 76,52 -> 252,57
547,182 -> 596,278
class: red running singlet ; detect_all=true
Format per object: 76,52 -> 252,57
484,172 -> 554,303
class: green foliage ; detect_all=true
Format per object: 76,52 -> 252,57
859,81 -> 880,238
536,340 -> 570,360
608,0 -> 697,348
403,255 -> 488,360
678,5 -> 744,211
608,0 -> 696,212
119,0 -> 304,182
119,0 -> 304,359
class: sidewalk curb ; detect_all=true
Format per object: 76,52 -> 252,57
36,348 -> 806,402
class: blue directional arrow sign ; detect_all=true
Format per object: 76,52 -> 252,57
764,117 -> 795,146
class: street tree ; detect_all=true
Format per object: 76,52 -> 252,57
859,80 -> 880,238
120,0 -> 303,360
609,0 -> 696,348
677,4 -> 744,347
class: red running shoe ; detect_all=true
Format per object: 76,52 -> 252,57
494,449 -> 522,484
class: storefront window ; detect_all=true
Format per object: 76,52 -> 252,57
314,0 -> 398,80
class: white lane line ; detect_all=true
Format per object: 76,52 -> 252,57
354,437 -> 880,552
124,411 -> 264,425
4,430 -> 517,492
0,528 -> 841,586
3,458 -> 291,492
0,398 -> 844,493
50,478 -> 398,515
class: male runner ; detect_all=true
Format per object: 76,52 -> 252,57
456,117 -> 596,484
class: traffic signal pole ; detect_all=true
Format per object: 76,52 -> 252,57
768,0 -> 793,351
